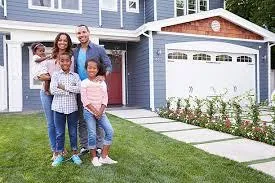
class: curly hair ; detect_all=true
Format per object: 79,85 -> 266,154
31,42 -> 44,54
52,32 -> 73,59
85,59 -> 106,76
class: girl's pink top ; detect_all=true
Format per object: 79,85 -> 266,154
81,79 -> 108,113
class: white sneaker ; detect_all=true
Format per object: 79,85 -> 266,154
80,147 -> 89,155
99,156 -> 118,164
91,157 -> 102,167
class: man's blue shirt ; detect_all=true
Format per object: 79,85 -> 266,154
77,48 -> 88,81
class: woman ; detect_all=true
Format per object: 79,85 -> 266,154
38,32 -> 73,160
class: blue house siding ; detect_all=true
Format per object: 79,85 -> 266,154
6,0 -> 99,27
0,6 -> 4,19
153,33 -> 267,108
127,36 -> 150,108
22,44 -> 42,110
0,35 -> 3,66
123,0 -> 145,30
209,0 -> 224,10
145,0 -> 154,22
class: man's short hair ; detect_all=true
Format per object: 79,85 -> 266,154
77,24 -> 90,32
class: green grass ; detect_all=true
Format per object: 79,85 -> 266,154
0,113 -> 274,183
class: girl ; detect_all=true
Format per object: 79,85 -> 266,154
31,42 -> 51,95
38,33 -> 74,161
81,59 -> 117,167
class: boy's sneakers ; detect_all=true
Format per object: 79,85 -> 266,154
91,157 -> 102,167
52,155 -> 64,166
80,147 -> 89,155
99,156 -> 118,164
71,154 -> 82,165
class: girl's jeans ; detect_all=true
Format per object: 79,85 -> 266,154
40,90 -> 56,152
54,111 -> 78,153
83,109 -> 114,149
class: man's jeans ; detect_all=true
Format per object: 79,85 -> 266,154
83,109 -> 114,149
54,111 -> 78,152
77,94 -> 104,149
40,90 -> 56,152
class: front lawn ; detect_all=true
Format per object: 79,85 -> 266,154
0,113 -> 274,183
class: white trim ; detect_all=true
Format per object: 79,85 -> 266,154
3,0 -> 6,17
158,31 -> 268,43
268,43 -> 275,103
126,0 -> 139,13
106,50 -> 126,105
0,35 -> 7,111
257,53 -> 260,103
148,31 -> 155,111
6,40 -> 23,112
120,0 -> 123,28
28,0 -> 83,14
101,0 -> 118,12
154,0 -> 157,21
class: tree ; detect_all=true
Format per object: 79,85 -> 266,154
225,0 -> 275,32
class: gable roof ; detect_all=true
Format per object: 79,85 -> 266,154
137,8 -> 275,42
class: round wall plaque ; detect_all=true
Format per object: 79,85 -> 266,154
211,20 -> 221,32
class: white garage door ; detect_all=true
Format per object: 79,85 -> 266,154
166,50 -> 256,99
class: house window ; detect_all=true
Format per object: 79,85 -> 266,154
168,51 -> 188,60
29,0 -> 82,13
193,53 -> 211,61
176,0 -> 185,16
237,56 -> 252,63
175,0 -> 209,16
216,55 -> 232,62
126,0 -> 139,13
101,0 -> 118,12
29,46 -> 52,89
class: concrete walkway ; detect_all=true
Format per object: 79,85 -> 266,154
107,108 -> 275,178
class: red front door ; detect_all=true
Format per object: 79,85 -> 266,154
106,54 -> 122,105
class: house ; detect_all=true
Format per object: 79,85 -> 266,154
0,0 -> 274,112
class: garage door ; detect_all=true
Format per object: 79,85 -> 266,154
166,50 -> 256,99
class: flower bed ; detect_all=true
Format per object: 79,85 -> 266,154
157,96 -> 275,146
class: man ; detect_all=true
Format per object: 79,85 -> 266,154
74,24 -> 112,155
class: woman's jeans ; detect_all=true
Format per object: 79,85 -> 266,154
40,90 -> 56,152
54,111 -> 78,153
83,109 -> 114,150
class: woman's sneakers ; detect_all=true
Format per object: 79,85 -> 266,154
91,157 -> 102,167
71,154 -> 82,165
52,155 -> 64,166
99,156 -> 118,164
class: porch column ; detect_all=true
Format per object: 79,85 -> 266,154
6,40 -> 23,112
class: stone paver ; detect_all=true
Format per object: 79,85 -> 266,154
107,109 -> 158,118
162,128 -> 236,143
195,139 -> 275,162
130,117 -> 175,124
249,161 -> 275,178
142,122 -> 200,132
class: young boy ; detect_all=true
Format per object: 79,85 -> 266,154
50,52 -> 82,166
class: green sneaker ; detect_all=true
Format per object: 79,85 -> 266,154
52,155 -> 64,167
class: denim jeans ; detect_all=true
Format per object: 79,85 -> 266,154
77,94 -> 104,149
54,111 -> 78,153
83,109 -> 114,149
40,90 -> 56,152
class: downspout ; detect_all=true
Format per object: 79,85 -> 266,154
268,42 -> 275,103
154,0 -> 157,21
120,0 -> 123,28
99,0 -> 102,27
4,0 -> 7,17
142,31 -> 155,111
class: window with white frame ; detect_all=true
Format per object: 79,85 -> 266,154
216,55 -> 232,62
101,0 -> 118,11
237,56 -> 252,63
29,46 -> 52,89
193,53 -> 211,61
175,0 -> 208,17
29,0 -> 82,13
168,51 -> 188,60
126,0 -> 139,13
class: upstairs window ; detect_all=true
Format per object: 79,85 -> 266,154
101,0 -> 118,11
29,0 -> 82,13
126,0 -> 139,13
175,0 -> 209,17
